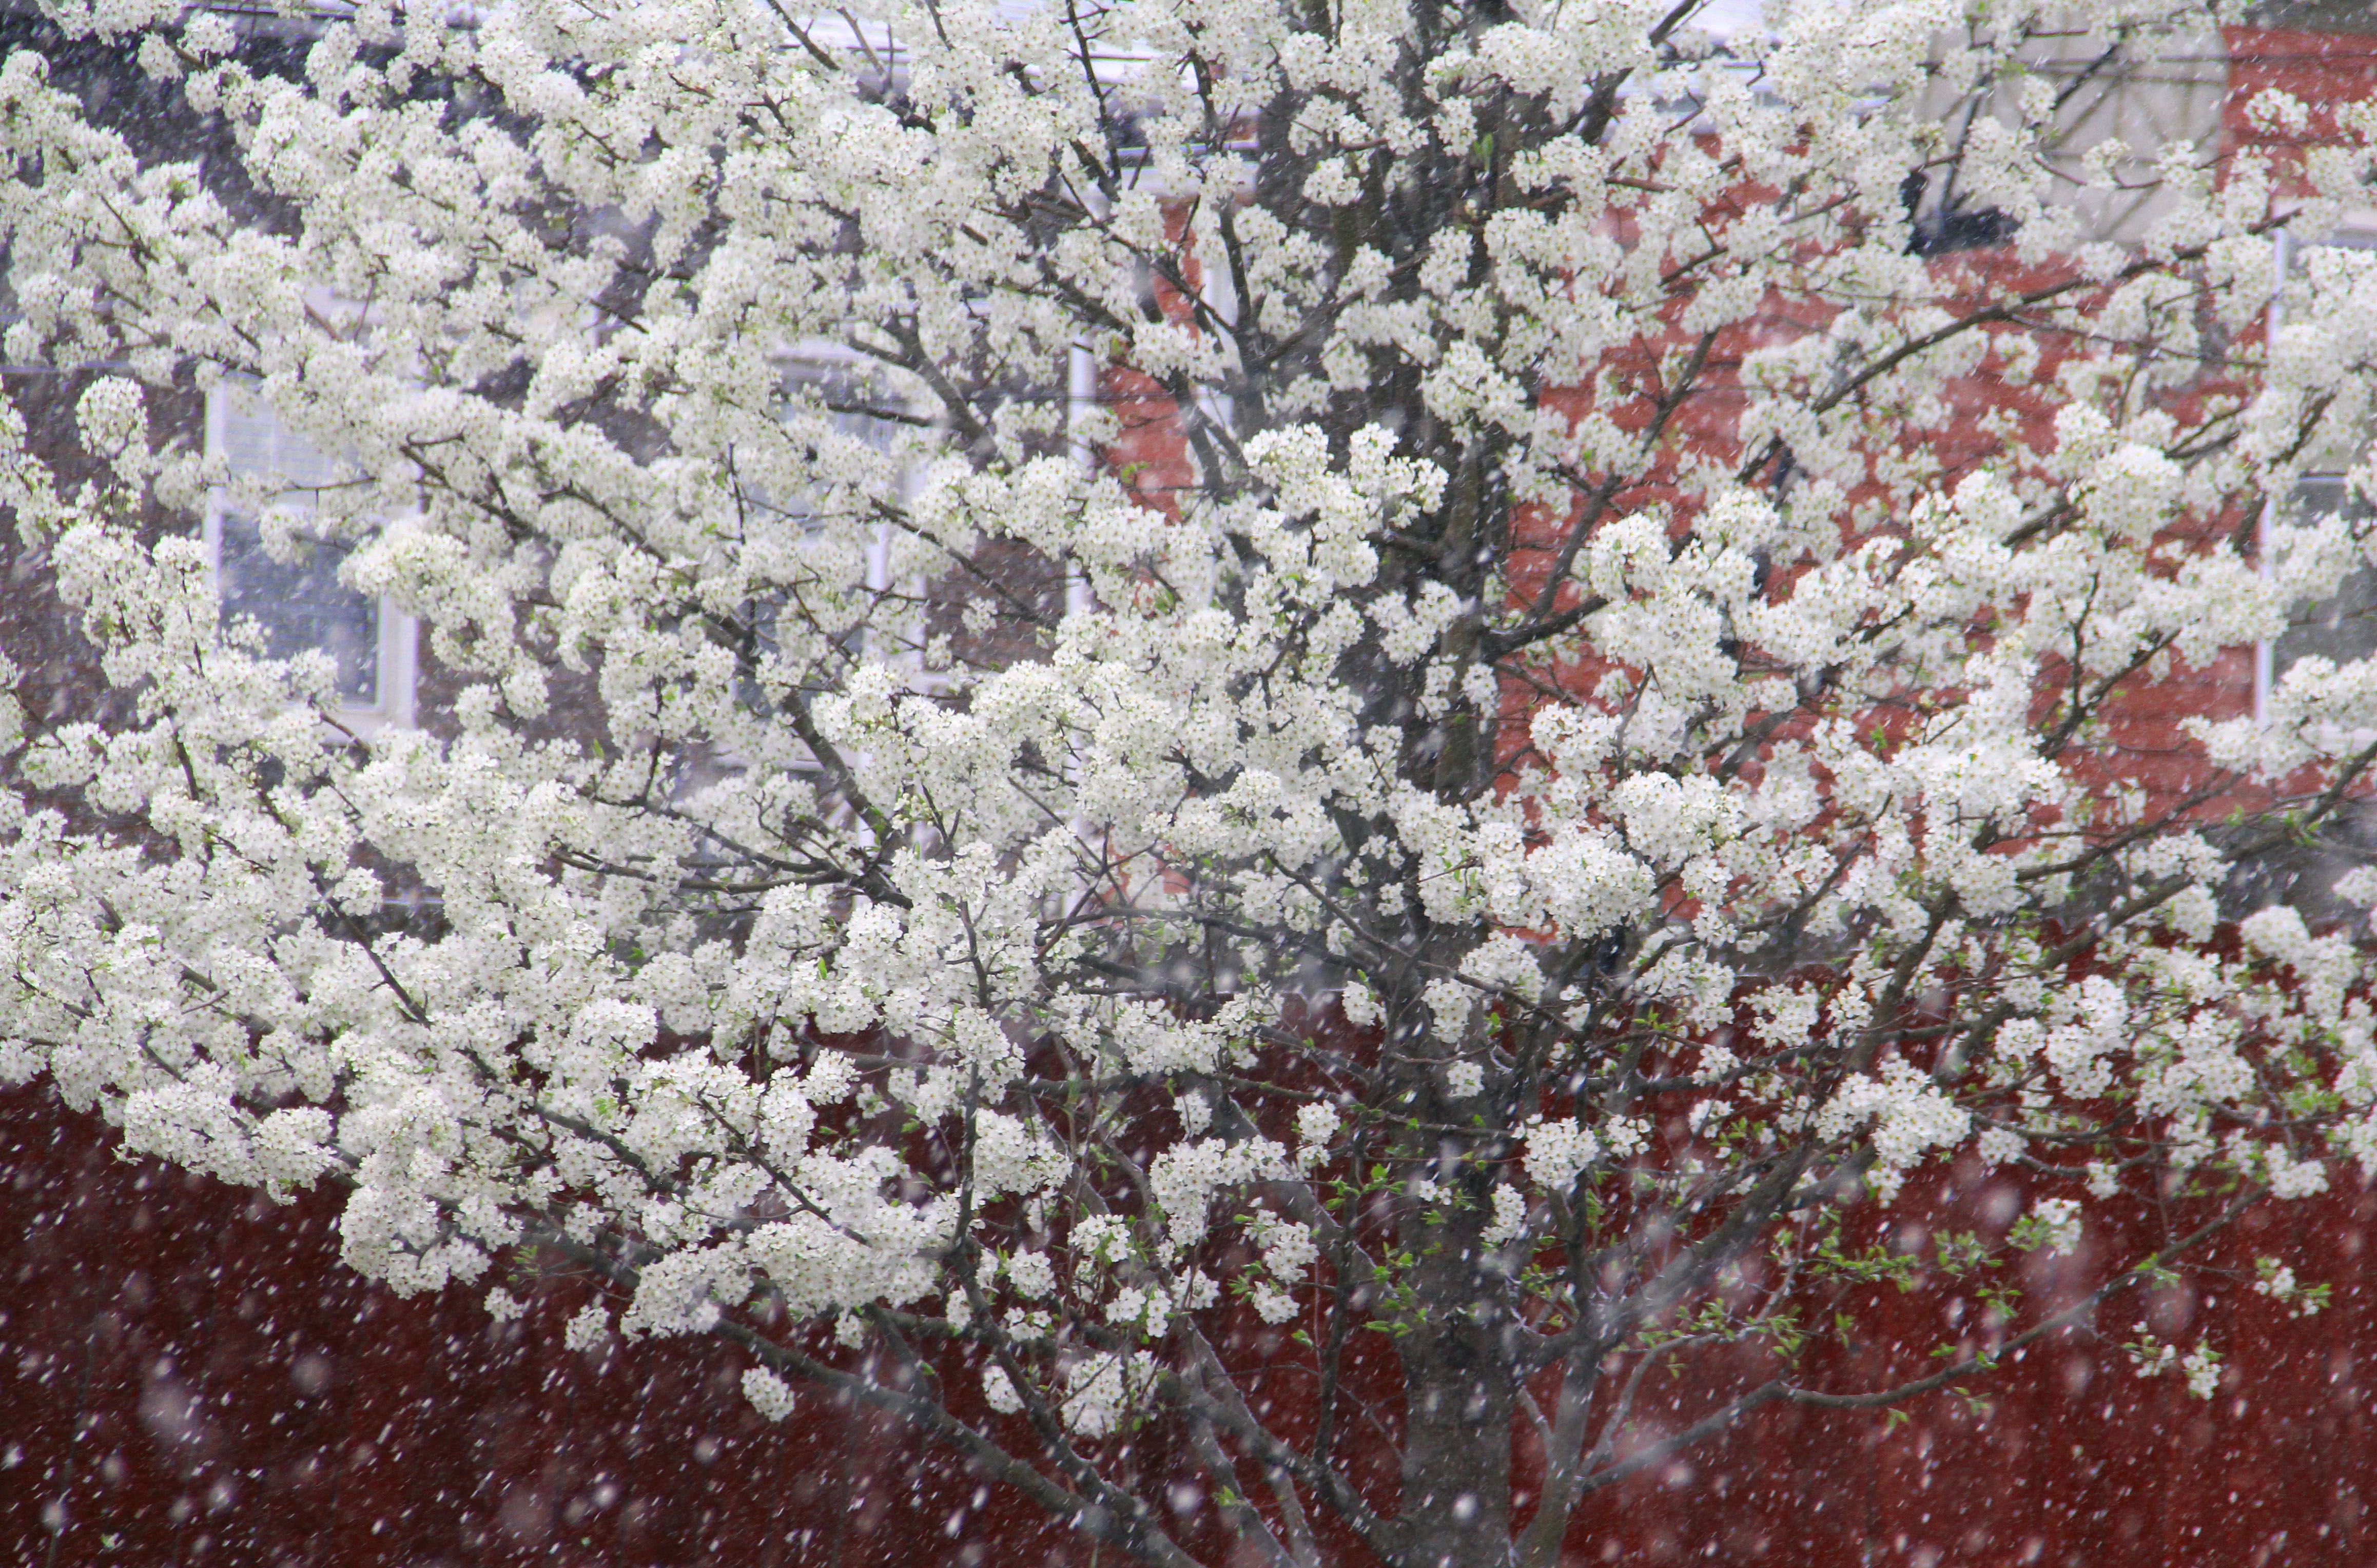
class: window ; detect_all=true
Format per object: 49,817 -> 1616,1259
2268,475 -> 2377,690
769,355 -> 909,544
2258,225 -> 2377,723
679,354 -> 918,793
2224,226 -> 2377,919
742,355 -> 910,679
2222,471 -> 2377,919
205,386 -> 416,731
1904,19 -> 2229,251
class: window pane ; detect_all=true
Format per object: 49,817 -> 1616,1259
213,388 -> 383,706
217,512 -> 380,703
2273,476 -> 2377,681
217,393 -> 338,489
756,363 -> 905,532
737,363 -> 908,707
2244,475 -> 2377,922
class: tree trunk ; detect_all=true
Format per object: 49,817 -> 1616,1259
1398,1175 -> 1515,1568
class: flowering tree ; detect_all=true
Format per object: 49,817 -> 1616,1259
4,0 -> 2377,1561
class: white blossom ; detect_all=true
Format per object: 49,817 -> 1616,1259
743,1366 -> 798,1421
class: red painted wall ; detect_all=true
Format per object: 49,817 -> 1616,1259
7,1080 -> 2375,1567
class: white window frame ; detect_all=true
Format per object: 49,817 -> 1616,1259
203,385 -> 418,736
